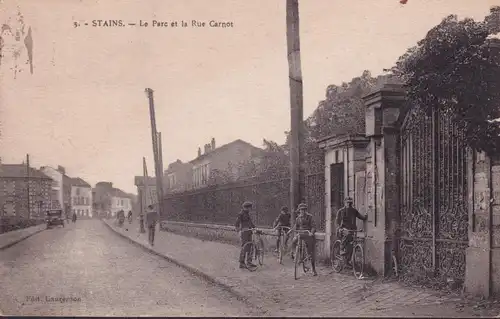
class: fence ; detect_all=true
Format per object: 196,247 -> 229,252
163,173 -> 326,231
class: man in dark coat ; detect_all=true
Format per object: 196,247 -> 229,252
146,205 -> 158,246
335,197 -> 368,260
235,201 -> 256,269
272,206 -> 291,253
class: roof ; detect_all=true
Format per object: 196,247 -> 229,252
0,164 -> 52,179
111,187 -> 129,198
71,177 -> 91,188
190,139 -> 264,164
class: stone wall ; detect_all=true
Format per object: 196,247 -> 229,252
160,220 -> 328,260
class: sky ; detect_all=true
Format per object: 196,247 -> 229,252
0,0 -> 498,194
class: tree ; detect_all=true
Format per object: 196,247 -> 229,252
388,8 -> 500,155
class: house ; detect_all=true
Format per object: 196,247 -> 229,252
92,181 -> 113,218
0,164 -> 53,220
110,188 -> 132,216
40,165 -> 69,211
92,181 -> 131,218
164,159 -> 193,193
70,177 -> 92,218
190,138 -> 266,189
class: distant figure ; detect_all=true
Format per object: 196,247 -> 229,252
146,205 -> 158,246
72,211 -> 77,223
127,210 -> 133,224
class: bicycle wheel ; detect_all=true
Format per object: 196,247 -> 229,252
392,255 -> 399,278
257,238 -> 264,266
243,242 -> 258,272
331,240 -> 344,273
294,244 -> 301,280
352,243 -> 364,279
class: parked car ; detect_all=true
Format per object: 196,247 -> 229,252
46,209 -> 65,229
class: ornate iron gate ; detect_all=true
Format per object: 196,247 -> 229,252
399,106 -> 469,285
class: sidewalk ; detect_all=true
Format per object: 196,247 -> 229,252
104,219 -> 499,317
0,223 -> 46,250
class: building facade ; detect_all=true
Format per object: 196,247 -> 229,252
164,160 -> 193,193
110,188 -> 132,216
40,165 -> 67,211
134,176 -> 157,216
92,181 -> 131,218
92,181 -> 113,218
70,177 -> 92,218
0,164 -> 52,222
190,138 -> 265,189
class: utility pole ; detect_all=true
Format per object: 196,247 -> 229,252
26,154 -> 30,219
140,157 -> 148,233
157,132 -> 164,208
286,0 -> 304,225
145,88 -> 163,221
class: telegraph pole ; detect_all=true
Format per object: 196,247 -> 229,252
145,88 -> 163,221
26,154 -> 30,219
286,0 -> 304,225
157,132 -> 164,206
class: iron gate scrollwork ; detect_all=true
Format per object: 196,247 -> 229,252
400,106 -> 468,285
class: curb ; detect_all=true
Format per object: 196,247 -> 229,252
102,220 -> 269,315
0,226 -> 46,251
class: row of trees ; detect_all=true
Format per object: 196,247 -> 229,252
227,6 -> 500,183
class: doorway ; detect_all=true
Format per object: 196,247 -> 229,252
330,163 -> 344,237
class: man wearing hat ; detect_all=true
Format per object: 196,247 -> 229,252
272,206 -> 291,253
290,203 -> 318,276
335,197 -> 368,262
235,201 -> 257,268
146,204 -> 158,246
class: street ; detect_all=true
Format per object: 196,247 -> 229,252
0,220 -> 261,317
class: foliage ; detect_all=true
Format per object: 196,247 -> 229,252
388,8 -> 500,155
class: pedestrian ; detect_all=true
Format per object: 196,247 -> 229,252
146,205 -> 158,246
235,201 -> 257,269
127,210 -> 133,224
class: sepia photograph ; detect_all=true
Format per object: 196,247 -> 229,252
1,0 -> 500,317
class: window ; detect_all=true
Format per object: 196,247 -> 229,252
76,187 -> 80,195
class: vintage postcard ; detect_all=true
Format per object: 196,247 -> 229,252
1,0 -> 500,317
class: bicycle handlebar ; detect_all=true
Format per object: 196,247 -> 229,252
273,225 -> 291,231
287,229 -> 313,236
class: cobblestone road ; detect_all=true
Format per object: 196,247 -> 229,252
0,220 -> 261,317
107,219 -> 500,317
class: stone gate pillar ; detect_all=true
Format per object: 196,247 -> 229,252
362,83 -> 406,275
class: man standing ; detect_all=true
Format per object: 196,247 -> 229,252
235,201 -> 257,269
335,197 -> 368,261
146,205 -> 158,246
290,203 -> 318,276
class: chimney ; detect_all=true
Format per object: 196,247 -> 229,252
57,165 -> 66,174
198,147 -> 202,157
211,138 -> 216,150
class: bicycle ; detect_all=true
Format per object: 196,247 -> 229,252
331,228 -> 365,279
242,228 -> 265,271
289,229 -> 314,280
272,226 -> 291,264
